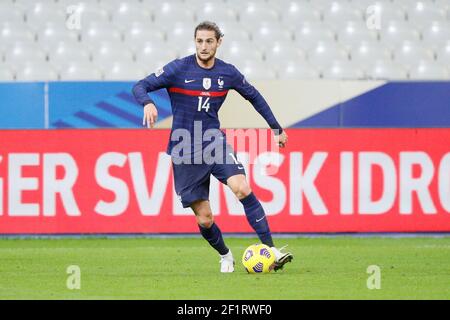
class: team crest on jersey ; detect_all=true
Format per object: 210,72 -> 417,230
203,78 -> 211,90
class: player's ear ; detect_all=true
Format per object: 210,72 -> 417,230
217,37 -> 222,48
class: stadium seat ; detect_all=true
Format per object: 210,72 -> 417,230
0,66 -> 15,81
196,3 -> 238,23
0,5 -> 25,25
250,23 -> 293,51
421,22 -> 450,49
232,60 -> 277,80
350,42 -> 392,65
59,62 -> 103,81
219,24 -> 250,42
307,42 -> 349,67
366,60 -> 408,80
135,42 -> 178,69
15,63 -> 58,81
379,21 -> 421,45
239,2 -> 280,25
220,41 -> 264,63
393,41 -> 435,69
277,61 -> 320,80
294,22 -> 336,51
321,60 -> 365,80
26,3 -> 67,29
264,41 -> 306,66
436,41 -> 450,63
406,1 -> 447,26
277,1 -> 322,26
48,42 -> 91,66
337,21 -> 378,49
80,22 -> 122,46
102,62 -> 146,80
409,60 -> 450,80
98,0 -> 143,12
153,2 -> 195,25
322,2 -> 363,27
36,23 -> 79,50
4,43 -> 47,66
111,2 -> 153,28
123,22 -> 166,51
0,22 -> 35,47
91,42 -> 134,70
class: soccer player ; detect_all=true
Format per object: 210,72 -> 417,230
132,21 -> 293,273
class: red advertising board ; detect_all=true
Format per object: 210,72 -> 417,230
0,128 -> 449,234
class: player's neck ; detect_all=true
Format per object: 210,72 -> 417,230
195,55 -> 215,69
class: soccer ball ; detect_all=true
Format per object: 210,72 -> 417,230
242,244 -> 276,274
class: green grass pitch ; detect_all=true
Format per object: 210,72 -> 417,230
0,236 -> 449,299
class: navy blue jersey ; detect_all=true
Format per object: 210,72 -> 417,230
132,54 -> 282,158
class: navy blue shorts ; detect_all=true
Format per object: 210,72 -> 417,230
172,145 -> 246,208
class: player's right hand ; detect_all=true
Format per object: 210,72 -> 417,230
143,103 -> 158,128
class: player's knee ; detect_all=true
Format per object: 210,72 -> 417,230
197,212 -> 214,228
234,182 -> 252,200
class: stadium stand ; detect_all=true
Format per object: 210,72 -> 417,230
0,0 -> 449,80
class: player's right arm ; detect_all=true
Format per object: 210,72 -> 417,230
132,60 -> 178,128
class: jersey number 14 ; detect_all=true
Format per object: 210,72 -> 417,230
197,96 -> 210,112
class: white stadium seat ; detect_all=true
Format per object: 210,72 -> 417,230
366,60 -> 408,80
436,41 -> 450,63
239,3 -> 280,25
337,21 -> 378,49
350,42 -> 392,65
421,22 -> 450,49
294,22 -> 336,51
321,60 -> 365,80
264,41 -> 306,66
409,60 -> 450,80
196,3 -> 238,23
379,21 -> 421,45
278,1 -> 322,26
80,22 -> 122,46
277,62 -> 320,80
59,62 -> 103,81
220,41 -> 264,62
0,22 -> 35,47
0,5 -> 25,25
250,23 -> 293,44
406,1 -> 447,26
135,42 -> 178,68
36,23 -> 79,49
4,43 -> 47,66
307,42 -> 349,67
102,62 -> 146,80
48,42 -> 91,66
0,66 -> 15,81
15,63 -> 58,81
98,0 -> 143,12
153,2 -> 195,25
393,41 -> 435,68
26,3 -> 67,29
123,22 -> 166,51
232,60 -> 277,80
322,2 -> 363,27
111,2 -> 153,28
165,22 -> 197,46
91,42 -> 134,70
219,24 -> 250,42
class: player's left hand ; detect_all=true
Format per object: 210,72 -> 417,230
275,130 -> 288,148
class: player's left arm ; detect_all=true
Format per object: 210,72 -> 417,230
231,67 -> 288,147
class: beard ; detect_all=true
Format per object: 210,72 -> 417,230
197,50 -> 215,63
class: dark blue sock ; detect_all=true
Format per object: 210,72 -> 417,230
240,192 -> 274,247
198,223 -> 229,255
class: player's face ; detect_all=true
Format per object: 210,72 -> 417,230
195,30 -> 221,63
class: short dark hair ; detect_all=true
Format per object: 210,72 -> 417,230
194,21 -> 223,40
